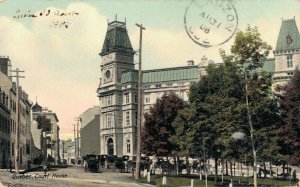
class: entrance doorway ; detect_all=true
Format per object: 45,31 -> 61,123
107,138 -> 114,155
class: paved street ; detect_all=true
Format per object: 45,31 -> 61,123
0,166 -> 152,187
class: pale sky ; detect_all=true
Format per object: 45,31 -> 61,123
0,0 -> 299,140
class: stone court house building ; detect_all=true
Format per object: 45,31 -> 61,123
96,18 -> 300,157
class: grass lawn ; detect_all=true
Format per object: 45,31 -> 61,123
136,174 -> 298,187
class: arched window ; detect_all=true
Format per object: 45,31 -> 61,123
107,138 -> 114,155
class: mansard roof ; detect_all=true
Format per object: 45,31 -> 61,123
258,58 -> 275,73
275,18 -> 300,51
143,66 -> 198,83
100,21 -> 134,56
121,66 -> 199,84
121,70 -> 138,84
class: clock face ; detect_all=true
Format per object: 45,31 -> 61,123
105,70 -> 111,79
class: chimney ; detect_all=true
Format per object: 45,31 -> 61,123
187,60 -> 194,66
0,57 -> 11,76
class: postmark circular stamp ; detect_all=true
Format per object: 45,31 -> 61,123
184,0 -> 238,48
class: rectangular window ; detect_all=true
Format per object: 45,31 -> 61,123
135,112 -> 138,125
107,95 -> 111,106
134,95 -> 138,103
107,114 -> 112,127
126,111 -> 130,126
287,55 -> 293,68
127,143 -> 131,153
145,96 -> 150,103
179,90 -> 184,99
125,93 -> 129,104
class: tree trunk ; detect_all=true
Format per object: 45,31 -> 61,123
233,162 -> 236,176
263,162 -> 267,178
174,156 -> 177,175
230,162 -> 233,177
214,157 -> 218,184
199,160 -> 202,180
247,165 -> 249,183
226,161 -> 228,175
185,156 -> 190,176
269,162 -> 272,178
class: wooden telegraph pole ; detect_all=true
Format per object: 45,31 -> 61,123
73,124 -> 77,164
10,68 -> 25,174
135,23 -> 145,180
74,117 -> 81,163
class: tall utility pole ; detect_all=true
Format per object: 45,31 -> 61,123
10,68 -> 25,174
135,23 -> 145,180
62,140 -> 65,161
74,117 -> 81,162
73,124 -> 77,164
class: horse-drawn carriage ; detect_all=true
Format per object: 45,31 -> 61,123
83,154 -> 130,173
83,154 -> 100,172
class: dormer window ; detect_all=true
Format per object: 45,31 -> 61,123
286,34 -> 293,45
287,55 -> 293,68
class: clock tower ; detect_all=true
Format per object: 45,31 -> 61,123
273,18 -> 300,85
97,20 -> 135,156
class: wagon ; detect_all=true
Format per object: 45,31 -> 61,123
83,154 -> 100,172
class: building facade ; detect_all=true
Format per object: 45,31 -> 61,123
0,66 -> 12,169
79,106 -> 101,156
273,18 -> 300,85
32,103 -> 60,164
96,18 -> 300,158
97,21 -> 204,157
0,57 -> 33,169
60,139 -> 75,164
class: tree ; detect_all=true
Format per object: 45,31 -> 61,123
188,26 -> 281,185
277,69 -> 300,166
189,62 -> 245,183
220,25 -> 281,186
36,115 -> 51,132
142,92 -> 185,157
170,106 -> 196,175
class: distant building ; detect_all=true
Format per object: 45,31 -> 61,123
32,103 -> 60,164
60,139 -> 75,164
79,106 -> 100,156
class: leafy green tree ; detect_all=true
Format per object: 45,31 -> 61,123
189,62 -> 245,183
142,92 -> 185,157
220,25 -> 281,185
188,26 -> 281,185
277,69 -> 300,166
170,106 -> 196,175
